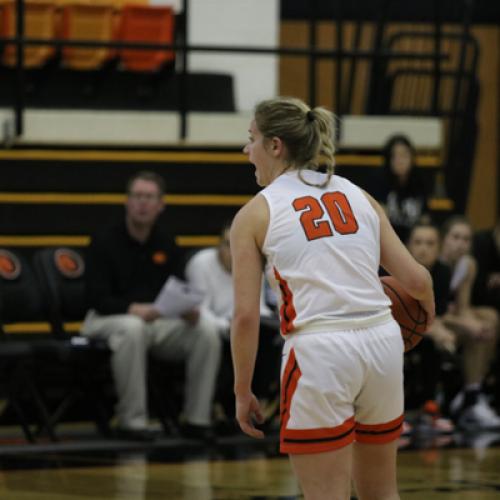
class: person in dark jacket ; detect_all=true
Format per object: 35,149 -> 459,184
472,220 -> 500,312
83,171 -> 221,440
374,134 -> 430,242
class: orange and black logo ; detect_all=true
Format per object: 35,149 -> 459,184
0,249 -> 21,280
152,250 -> 168,265
54,248 -> 85,278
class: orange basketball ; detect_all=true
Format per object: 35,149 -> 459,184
380,275 -> 427,352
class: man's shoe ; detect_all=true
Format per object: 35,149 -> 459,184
114,427 -> 157,442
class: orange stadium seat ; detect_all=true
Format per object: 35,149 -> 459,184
117,5 -> 175,72
61,3 -> 115,70
2,0 -> 56,67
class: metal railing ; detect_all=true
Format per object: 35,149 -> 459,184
0,0 -> 455,141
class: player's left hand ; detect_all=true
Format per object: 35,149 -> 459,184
235,392 -> 265,439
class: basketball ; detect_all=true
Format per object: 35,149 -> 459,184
380,275 -> 427,352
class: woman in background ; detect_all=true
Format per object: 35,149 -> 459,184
375,134 -> 430,242
440,216 -> 500,430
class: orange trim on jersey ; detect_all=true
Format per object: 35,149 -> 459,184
355,414 -> 404,444
281,416 -> 356,455
273,267 -> 297,335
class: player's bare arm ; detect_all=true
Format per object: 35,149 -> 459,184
363,190 -> 435,328
230,196 -> 269,438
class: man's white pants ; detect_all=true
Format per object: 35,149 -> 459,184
82,310 -> 221,429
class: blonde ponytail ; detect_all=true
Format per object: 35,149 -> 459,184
298,106 -> 336,188
254,97 -> 336,188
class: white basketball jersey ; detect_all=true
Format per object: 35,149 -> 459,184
260,170 -> 391,335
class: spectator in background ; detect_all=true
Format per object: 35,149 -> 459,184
374,135 -> 430,242
185,221 -> 275,339
472,218 -> 500,416
472,219 -> 500,312
439,216 -> 500,429
82,171 -> 221,441
185,223 -> 281,421
406,222 -> 455,432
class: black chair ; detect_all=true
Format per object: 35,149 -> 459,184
33,247 -> 89,334
0,248 -> 57,442
34,246 -> 182,437
33,247 -> 113,436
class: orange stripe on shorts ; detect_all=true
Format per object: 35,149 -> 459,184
279,349 -> 356,454
280,348 -> 301,438
281,416 -> 356,455
355,414 -> 404,444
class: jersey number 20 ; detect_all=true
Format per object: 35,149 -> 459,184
292,192 -> 359,241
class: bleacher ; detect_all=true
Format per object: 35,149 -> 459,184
0,0 -> 235,111
0,144 -> 452,334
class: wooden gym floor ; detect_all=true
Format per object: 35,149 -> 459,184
0,428 -> 499,499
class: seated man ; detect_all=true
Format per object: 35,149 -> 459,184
185,223 -> 280,420
82,170 -> 221,440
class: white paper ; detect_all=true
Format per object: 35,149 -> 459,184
153,276 -> 204,317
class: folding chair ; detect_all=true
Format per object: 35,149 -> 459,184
33,247 -> 88,336
33,247 -> 113,436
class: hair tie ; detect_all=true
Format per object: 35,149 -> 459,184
306,110 -> 315,122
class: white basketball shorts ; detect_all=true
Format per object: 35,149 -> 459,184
280,318 -> 404,455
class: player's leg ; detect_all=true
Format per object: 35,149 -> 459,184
352,319 -> 404,500
352,440 -> 400,500
289,445 -> 353,500
280,332 -> 362,499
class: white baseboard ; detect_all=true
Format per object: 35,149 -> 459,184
0,109 -> 441,149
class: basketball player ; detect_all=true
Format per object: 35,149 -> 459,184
230,97 -> 435,500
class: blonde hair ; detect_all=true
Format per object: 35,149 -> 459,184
254,96 -> 336,188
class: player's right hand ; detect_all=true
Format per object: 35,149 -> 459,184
235,392 -> 265,439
